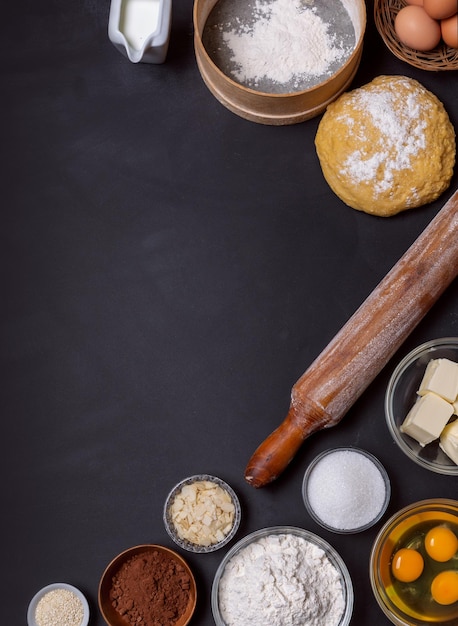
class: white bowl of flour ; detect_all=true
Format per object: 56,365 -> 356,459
212,526 -> 353,626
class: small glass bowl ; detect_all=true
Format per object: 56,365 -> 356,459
302,447 -> 391,533
27,583 -> 90,626
370,499 -> 458,626
385,338 -> 458,476
163,474 -> 241,553
98,544 -> 197,626
212,526 -> 353,626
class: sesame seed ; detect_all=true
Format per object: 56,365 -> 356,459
35,588 -> 84,626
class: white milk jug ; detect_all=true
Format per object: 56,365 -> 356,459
108,0 -> 172,64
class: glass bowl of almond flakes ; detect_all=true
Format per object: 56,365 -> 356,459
163,474 -> 241,553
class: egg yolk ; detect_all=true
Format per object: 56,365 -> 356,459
425,526 -> 458,562
391,548 -> 424,582
431,571 -> 458,605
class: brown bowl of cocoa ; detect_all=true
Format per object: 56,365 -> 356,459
98,544 -> 197,626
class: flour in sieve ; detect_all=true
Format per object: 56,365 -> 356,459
203,0 -> 356,93
218,533 -> 346,626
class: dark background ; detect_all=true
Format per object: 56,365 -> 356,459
2,1 -> 457,624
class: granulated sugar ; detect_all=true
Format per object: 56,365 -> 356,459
305,448 -> 388,531
202,0 -> 356,93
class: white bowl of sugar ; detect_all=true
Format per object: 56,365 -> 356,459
302,447 -> 391,534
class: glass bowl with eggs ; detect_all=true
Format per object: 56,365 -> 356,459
370,499 -> 458,626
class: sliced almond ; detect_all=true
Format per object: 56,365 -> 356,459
170,480 -> 236,546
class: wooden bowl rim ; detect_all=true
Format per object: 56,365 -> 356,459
193,0 -> 367,98
98,544 -> 197,626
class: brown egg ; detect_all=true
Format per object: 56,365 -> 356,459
405,0 -> 424,6
395,5 -> 442,50
423,0 -> 458,20
441,13 -> 458,46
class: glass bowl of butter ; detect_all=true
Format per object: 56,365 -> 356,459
385,338 -> 458,476
163,474 -> 241,553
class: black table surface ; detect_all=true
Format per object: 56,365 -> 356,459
3,1 -> 458,625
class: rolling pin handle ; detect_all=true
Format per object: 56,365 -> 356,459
244,405 -> 320,488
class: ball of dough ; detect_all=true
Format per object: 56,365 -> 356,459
315,76 -> 455,216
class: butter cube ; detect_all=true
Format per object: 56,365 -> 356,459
400,392 -> 454,446
418,358 -> 458,403
439,419 -> 458,465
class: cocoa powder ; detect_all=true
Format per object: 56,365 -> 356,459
109,549 -> 191,626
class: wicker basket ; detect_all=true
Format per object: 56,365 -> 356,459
374,0 -> 458,71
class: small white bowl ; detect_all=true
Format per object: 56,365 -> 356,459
163,474 -> 241,553
212,526 -> 353,626
385,338 -> 458,475
27,583 -> 89,626
302,447 -> 391,533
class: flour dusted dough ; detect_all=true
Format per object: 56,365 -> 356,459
315,76 -> 455,216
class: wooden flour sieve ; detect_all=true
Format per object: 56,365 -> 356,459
245,191 -> 458,488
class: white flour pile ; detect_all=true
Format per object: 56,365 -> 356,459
219,0 -> 355,90
218,532 -> 346,626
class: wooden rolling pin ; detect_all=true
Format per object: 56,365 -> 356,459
245,190 -> 458,488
